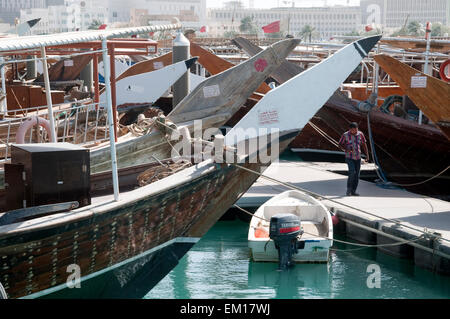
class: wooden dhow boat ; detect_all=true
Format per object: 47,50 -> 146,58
233,38 -> 450,198
0,38 -> 298,180
0,58 -> 194,159
374,54 -> 450,140
89,38 -> 300,174
0,34 -> 380,299
109,41 -> 271,97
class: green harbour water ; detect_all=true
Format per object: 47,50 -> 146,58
145,219 -> 450,299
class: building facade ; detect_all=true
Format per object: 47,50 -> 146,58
109,0 -> 206,28
128,0 -> 206,29
361,0 -> 450,28
207,5 -> 361,39
20,0 -> 108,34
0,0 -> 48,24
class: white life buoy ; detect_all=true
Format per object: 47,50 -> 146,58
15,116 -> 53,144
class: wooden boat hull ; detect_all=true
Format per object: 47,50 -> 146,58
291,100 -> 450,198
90,39 -> 300,172
0,36 -> 380,298
34,55 -> 93,82
113,42 -> 271,95
0,133 -> 296,299
374,54 -> 450,140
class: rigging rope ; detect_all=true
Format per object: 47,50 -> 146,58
307,120 -> 342,150
145,113 -> 447,243
232,163 -> 447,244
234,203 -> 426,250
367,111 -> 450,188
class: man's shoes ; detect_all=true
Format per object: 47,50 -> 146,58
346,191 -> 352,196
352,192 -> 360,196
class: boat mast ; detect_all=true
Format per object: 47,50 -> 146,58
101,37 -> 120,201
420,21 -> 432,125
0,56 -> 6,114
40,46 -> 57,143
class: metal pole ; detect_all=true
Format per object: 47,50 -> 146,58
172,31 -> 190,108
93,53 -> 100,105
0,56 -> 6,114
40,46 -> 57,142
419,22 -> 432,125
101,37 -> 120,202
109,43 -> 118,142
367,42 -> 381,106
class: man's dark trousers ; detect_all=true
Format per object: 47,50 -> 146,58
346,158 -> 361,194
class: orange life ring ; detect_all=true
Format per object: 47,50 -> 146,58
15,116 -> 52,144
440,59 -> 450,82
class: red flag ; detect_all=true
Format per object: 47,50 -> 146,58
149,32 -> 154,37
365,24 -> 373,32
200,26 -> 206,33
262,21 -> 280,34
98,24 -> 107,30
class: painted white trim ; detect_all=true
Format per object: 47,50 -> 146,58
20,236 -> 199,299
225,38 -> 369,146
99,59 -> 191,106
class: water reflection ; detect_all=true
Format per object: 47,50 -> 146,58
247,262 -> 330,299
146,220 -> 450,299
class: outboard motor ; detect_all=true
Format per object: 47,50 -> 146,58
269,213 -> 302,270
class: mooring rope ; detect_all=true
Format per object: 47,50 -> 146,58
232,163 -> 448,244
307,121 -> 342,150
234,203 -> 426,251
144,116 -> 447,244
367,111 -> 450,188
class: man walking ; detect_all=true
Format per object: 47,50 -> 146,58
339,122 -> 370,196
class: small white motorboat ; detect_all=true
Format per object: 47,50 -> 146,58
248,190 -> 333,266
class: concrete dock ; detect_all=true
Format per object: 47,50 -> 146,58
237,160 -> 450,275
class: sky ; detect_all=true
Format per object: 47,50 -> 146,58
206,0 -> 361,9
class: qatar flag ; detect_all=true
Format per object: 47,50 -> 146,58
200,26 -> 206,33
262,20 -> 280,33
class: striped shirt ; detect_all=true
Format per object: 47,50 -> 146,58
339,131 -> 367,160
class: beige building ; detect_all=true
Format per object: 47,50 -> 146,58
361,0 -> 450,28
130,7 -> 201,29
207,5 -> 361,39
1,0 -> 47,24
110,0 -> 206,27
20,0 -> 108,34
